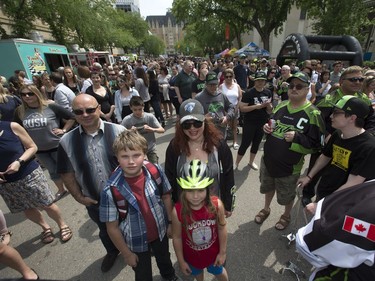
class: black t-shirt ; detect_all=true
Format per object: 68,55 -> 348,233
241,87 -> 272,123
317,131 -> 375,199
191,78 -> 206,94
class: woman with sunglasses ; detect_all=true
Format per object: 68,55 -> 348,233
85,71 -> 115,123
113,74 -> 139,123
165,99 -> 235,218
219,68 -> 242,149
14,85 -> 75,201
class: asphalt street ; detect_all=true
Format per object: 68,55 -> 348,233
0,117 -> 312,281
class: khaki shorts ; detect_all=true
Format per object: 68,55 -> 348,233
259,157 -> 299,205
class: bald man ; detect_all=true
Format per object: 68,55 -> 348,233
57,94 -> 126,272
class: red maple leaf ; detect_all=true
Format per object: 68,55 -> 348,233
355,224 -> 367,232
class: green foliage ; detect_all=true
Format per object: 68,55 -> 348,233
0,0 -> 35,38
297,0 -> 374,42
172,0 -> 296,51
1,0 -> 152,52
143,34 -> 165,56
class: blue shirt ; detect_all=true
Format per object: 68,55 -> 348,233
99,163 -> 171,252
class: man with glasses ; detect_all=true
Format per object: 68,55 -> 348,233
194,71 -> 235,139
303,66 -> 375,205
254,72 -> 325,231
57,94 -> 126,272
298,96 -> 375,214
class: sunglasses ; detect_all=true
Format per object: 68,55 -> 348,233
288,83 -> 308,90
270,72 -> 276,74
20,92 -> 35,97
225,76 -> 233,78
343,77 -> 364,82
73,105 -> 99,115
117,79 -> 125,84
181,120 -> 203,130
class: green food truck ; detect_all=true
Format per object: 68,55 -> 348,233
0,38 -> 71,80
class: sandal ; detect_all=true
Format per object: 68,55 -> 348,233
0,230 -> 12,245
254,208 -> 270,224
275,214 -> 291,231
60,226 -> 73,243
41,228 -> 54,244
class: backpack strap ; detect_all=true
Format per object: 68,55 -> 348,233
110,161 -> 164,221
110,185 -> 128,221
143,160 -> 164,196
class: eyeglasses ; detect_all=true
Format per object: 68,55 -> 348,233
343,77 -> 364,83
73,105 -> 99,115
117,79 -> 125,84
108,73 -> 116,76
270,72 -> 276,74
288,83 -> 308,90
20,92 -> 35,97
311,64 -> 317,67
181,120 -> 203,130
225,76 -> 233,79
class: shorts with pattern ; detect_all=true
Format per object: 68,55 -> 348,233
259,156 -> 299,205
0,167 -> 55,213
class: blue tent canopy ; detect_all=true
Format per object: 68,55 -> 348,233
235,42 -> 270,57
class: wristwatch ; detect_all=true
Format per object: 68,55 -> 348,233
16,158 -> 25,166
62,129 -> 67,134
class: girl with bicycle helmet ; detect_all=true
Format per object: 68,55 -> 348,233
171,159 -> 229,281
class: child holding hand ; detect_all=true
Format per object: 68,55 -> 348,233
171,160 -> 229,281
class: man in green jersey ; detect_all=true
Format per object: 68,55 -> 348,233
254,72 -> 325,231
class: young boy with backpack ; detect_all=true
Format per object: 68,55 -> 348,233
99,130 -> 179,281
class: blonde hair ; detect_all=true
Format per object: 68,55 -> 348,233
0,84 -> 11,103
113,130 -> 148,155
16,84 -> 49,120
340,65 -> 363,80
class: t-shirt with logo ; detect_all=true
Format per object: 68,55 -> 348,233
264,100 -> 325,177
316,131 -> 375,199
241,87 -> 272,124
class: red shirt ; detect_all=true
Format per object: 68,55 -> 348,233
175,196 -> 220,269
126,173 -> 158,242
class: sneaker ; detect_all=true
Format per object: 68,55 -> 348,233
249,162 -> 259,170
233,143 -> 240,150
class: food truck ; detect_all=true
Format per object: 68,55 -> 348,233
0,38 -> 71,80
69,51 -> 115,68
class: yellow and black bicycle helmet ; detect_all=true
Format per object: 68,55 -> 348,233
177,159 -> 213,190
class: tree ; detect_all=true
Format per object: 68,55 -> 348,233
172,0 -> 296,51
143,34 -> 165,56
0,0 -> 35,38
297,0 -> 374,42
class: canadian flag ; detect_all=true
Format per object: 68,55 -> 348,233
342,215 -> 375,242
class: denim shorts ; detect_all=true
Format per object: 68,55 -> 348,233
189,263 -> 224,276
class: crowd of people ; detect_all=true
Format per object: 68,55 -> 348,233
0,55 -> 375,280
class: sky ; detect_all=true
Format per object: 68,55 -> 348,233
139,0 -> 173,18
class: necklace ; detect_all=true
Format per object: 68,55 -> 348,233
189,140 -> 203,151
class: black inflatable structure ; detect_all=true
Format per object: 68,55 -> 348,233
276,33 -> 363,66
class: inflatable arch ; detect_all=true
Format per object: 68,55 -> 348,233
276,33 -> 363,66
